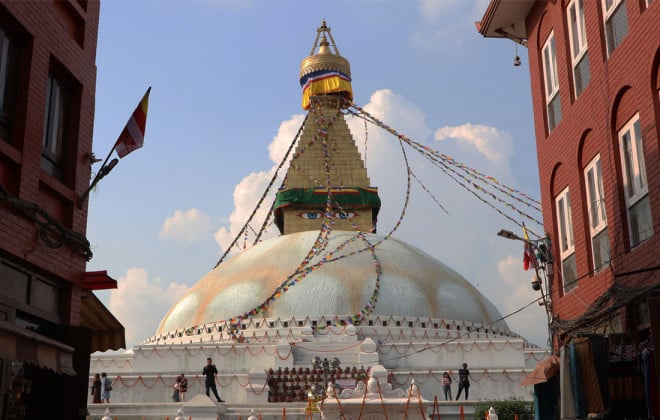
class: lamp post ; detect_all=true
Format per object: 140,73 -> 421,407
497,229 -> 554,344
311,356 -> 340,398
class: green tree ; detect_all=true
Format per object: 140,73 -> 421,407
473,397 -> 533,420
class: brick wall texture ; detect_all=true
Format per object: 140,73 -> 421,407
0,0 -> 100,324
524,0 -> 659,332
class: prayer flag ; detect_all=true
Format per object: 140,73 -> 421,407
522,223 -> 537,271
114,87 -> 151,158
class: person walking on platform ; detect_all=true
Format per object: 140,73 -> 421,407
203,358 -> 224,402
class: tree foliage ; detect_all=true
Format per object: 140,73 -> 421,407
473,397 -> 533,420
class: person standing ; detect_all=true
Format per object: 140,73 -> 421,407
91,373 -> 102,403
179,373 -> 188,402
101,372 -> 113,403
455,363 -> 470,400
172,376 -> 181,402
442,371 -> 452,401
203,358 -> 224,402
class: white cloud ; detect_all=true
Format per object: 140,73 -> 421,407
361,89 -> 431,141
213,115 -> 303,254
268,114 -> 305,165
213,169 -> 277,254
160,208 -> 213,243
109,268 -> 189,348
411,0 -> 478,51
434,123 -> 513,164
495,255 -> 549,346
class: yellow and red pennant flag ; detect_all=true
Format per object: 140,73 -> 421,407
114,87 -> 151,158
522,223 -> 537,271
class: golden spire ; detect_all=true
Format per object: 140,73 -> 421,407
274,21 -> 379,235
299,20 -> 353,110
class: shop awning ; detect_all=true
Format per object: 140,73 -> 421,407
520,354 -> 560,386
0,321 -> 75,375
80,292 -> 126,352
84,270 -> 118,290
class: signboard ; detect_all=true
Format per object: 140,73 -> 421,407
335,378 -> 357,390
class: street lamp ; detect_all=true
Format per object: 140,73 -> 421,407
311,356 -> 340,398
496,229 -> 522,241
497,229 -> 554,277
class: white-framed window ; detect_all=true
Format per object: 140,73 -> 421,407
584,155 -> 610,270
619,114 -> 653,246
0,28 -> 10,117
602,0 -> 628,57
542,32 -> 562,132
556,187 -> 577,293
0,24 -> 18,142
42,75 -> 67,180
567,0 -> 590,97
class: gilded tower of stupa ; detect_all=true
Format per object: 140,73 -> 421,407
274,20 -> 380,235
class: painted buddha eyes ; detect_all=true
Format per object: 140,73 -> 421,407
300,212 -> 321,220
299,211 -> 357,220
336,211 -> 356,220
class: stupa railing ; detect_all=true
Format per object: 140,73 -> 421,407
142,315 -> 520,346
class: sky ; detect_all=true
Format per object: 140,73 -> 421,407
87,0 -> 549,350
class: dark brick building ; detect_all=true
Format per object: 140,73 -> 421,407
0,1 -> 124,418
478,0 -> 659,417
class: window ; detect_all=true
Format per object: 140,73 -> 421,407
567,0 -> 590,97
0,258 -> 61,321
602,0 -> 628,57
584,155 -> 610,270
542,32 -> 562,132
556,188 -> 577,292
0,260 -> 29,304
0,24 -> 18,143
619,114 -> 652,246
42,75 -> 68,180
635,301 -> 650,329
31,278 -> 61,317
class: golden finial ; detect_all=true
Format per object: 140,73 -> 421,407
299,20 -> 353,110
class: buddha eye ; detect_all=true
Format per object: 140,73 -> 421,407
299,212 -> 322,220
335,211 -> 356,220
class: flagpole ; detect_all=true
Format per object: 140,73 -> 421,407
78,86 -> 151,208
77,143 -> 119,208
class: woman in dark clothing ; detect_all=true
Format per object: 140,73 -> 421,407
456,363 -> 470,400
91,373 -> 102,403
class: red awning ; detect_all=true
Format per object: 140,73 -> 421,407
84,270 -> 118,290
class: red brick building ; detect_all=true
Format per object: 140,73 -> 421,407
478,0 -> 659,417
0,1 -> 124,418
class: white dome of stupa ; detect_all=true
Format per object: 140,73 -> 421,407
156,230 -> 508,335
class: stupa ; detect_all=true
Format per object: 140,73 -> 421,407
89,21 -> 547,419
